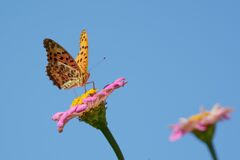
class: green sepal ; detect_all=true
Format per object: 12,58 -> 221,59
80,102 -> 108,129
193,124 -> 216,143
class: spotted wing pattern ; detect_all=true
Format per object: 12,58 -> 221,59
75,30 -> 89,83
43,39 -> 83,89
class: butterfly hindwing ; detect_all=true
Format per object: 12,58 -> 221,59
46,62 -> 82,89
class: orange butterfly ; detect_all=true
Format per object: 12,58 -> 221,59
43,30 -> 90,89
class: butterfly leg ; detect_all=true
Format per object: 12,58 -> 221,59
85,81 -> 95,90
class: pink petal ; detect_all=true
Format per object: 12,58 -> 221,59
51,77 -> 127,132
76,104 -> 87,112
169,132 -> 184,141
169,124 -> 186,141
52,112 -> 64,121
195,123 -> 207,131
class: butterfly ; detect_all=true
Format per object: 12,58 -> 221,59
43,30 -> 90,89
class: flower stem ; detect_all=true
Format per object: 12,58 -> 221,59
206,141 -> 218,160
100,125 -> 125,160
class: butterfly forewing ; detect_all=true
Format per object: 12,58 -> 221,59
75,30 -> 89,74
43,39 -> 84,89
44,39 -> 80,70
46,62 -> 82,89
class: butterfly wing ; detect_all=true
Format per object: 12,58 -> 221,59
46,62 -> 82,89
75,30 -> 90,85
43,38 -> 83,89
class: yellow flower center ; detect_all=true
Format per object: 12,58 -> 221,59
71,89 -> 97,107
189,112 -> 210,122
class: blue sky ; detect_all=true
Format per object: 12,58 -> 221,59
1,0 -> 239,159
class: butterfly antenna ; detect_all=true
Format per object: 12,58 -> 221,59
89,57 -> 106,72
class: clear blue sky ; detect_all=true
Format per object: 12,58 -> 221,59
1,0 -> 239,159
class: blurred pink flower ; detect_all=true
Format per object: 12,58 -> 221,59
52,77 -> 127,132
169,104 -> 233,141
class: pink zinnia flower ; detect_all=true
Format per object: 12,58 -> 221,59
52,77 -> 127,132
169,104 -> 233,141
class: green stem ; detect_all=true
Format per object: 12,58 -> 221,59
100,125 -> 125,160
206,141 -> 218,160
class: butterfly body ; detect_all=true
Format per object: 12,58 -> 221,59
43,30 -> 90,89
